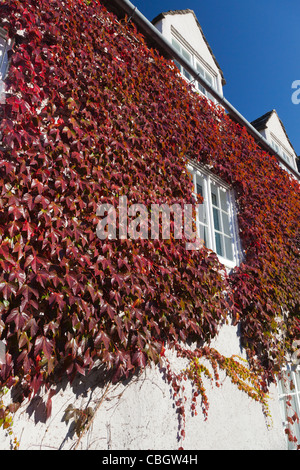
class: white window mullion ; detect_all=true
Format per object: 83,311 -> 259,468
206,175 -> 215,253
193,171 -> 200,239
195,171 -> 209,248
217,186 -> 226,258
227,191 -> 236,263
293,371 -> 300,420
203,175 -> 211,249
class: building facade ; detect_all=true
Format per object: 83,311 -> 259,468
0,0 -> 299,451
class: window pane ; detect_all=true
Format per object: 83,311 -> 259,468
196,62 -> 204,76
183,68 -> 192,81
198,204 -> 207,226
213,207 -> 220,231
224,236 -> 234,261
173,59 -> 182,72
172,38 -> 181,53
215,232 -> 223,256
211,190 -> 218,207
282,152 -> 291,164
222,212 -> 231,236
282,371 -> 293,394
0,37 -> 6,58
205,72 -> 213,86
220,190 -> 228,211
182,48 -> 191,63
197,83 -> 206,95
196,183 -> 203,197
197,201 -> 204,222
294,371 -> 300,392
197,183 -> 207,225
199,223 -> 208,246
0,37 -> 7,80
1,53 -> 8,80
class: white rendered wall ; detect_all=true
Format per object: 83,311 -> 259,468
0,321 -> 286,450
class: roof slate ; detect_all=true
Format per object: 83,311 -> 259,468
251,110 -> 274,131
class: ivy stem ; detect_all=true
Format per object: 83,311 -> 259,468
72,382 -> 111,450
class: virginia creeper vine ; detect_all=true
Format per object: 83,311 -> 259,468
0,0 -> 299,447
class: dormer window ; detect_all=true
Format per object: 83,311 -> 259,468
171,36 -> 217,103
271,137 -> 295,169
251,111 -> 299,174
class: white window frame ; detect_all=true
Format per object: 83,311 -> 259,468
171,37 -> 193,82
0,28 -> 11,104
270,135 -> 297,171
171,36 -> 217,104
194,59 -> 215,102
187,163 -> 242,270
277,364 -> 300,450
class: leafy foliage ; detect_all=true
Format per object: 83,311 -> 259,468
0,0 -> 299,443
0,386 -> 19,449
63,403 -> 94,437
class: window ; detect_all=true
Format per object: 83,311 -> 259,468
195,60 -> 215,102
188,164 -> 241,269
171,37 -> 193,81
278,366 -> 300,450
270,137 -> 296,169
0,33 -> 10,104
270,139 -> 279,154
171,37 -> 217,103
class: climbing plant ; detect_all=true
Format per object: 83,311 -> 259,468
0,0 -> 299,447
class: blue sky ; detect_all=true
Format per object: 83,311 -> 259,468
131,0 -> 300,156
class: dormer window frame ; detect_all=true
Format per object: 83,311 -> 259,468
170,29 -> 218,104
270,133 -> 297,170
194,58 -> 215,101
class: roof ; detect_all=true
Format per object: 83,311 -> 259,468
251,110 -> 274,131
251,109 -> 296,154
152,9 -> 226,86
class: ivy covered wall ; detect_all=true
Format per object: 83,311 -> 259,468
0,0 -> 299,447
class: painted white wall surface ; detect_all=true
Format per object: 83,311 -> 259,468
0,321 -> 286,450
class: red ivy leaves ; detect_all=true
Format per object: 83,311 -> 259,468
0,0 -> 298,410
